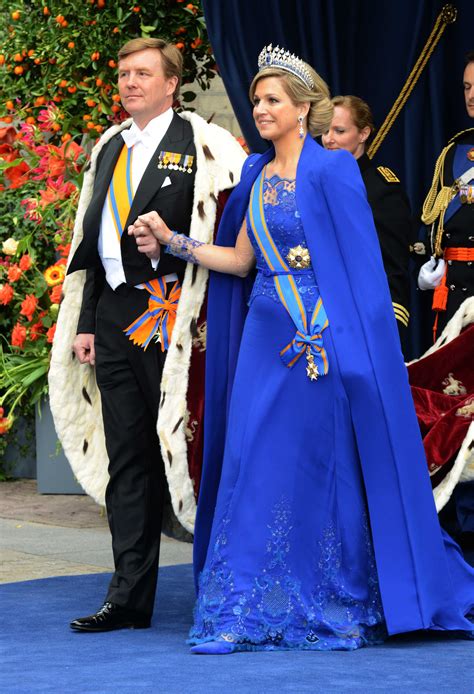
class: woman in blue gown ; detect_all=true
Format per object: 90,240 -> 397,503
130,46 -> 474,654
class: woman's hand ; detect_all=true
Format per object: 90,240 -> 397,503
128,211 -> 174,246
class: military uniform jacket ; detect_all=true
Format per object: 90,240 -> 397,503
434,128 -> 474,327
357,154 -> 412,335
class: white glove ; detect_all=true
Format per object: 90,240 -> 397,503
417,257 -> 446,290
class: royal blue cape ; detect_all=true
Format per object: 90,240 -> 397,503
194,135 -> 473,635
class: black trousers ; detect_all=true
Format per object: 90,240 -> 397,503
94,282 -> 167,616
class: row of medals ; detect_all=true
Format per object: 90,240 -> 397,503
157,151 -> 194,174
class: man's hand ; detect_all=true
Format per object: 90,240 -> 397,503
128,211 -> 173,248
73,333 -> 96,366
127,214 -> 163,260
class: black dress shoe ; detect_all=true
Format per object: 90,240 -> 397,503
70,602 -> 151,632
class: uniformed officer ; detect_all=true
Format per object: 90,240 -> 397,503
418,50 -> 474,340
322,95 -> 413,352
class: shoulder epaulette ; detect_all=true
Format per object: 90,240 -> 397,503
376,166 -> 400,184
448,127 -> 474,145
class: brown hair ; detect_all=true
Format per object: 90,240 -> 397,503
331,95 -> 376,141
249,64 -> 334,137
118,38 -> 183,99
466,50 -> 474,66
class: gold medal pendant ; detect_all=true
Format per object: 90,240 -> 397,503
305,346 -> 319,381
286,245 -> 311,269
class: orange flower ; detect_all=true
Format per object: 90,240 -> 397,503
43,264 -> 65,286
56,243 -> 71,258
20,294 -> 38,320
5,160 -> 29,189
50,284 -> 63,304
191,38 -> 202,49
46,324 -> 56,343
0,283 -> 14,305
7,265 -> 22,283
30,319 -> 44,341
11,323 -> 27,348
0,408 -> 12,434
19,254 -> 32,271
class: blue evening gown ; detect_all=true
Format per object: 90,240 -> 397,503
189,176 -> 388,651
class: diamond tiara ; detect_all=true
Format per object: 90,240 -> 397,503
257,44 -> 315,90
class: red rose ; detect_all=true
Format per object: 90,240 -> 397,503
11,323 -> 27,348
19,254 -> 32,271
20,294 -> 38,320
46,324 -> 56,343
7,264 -> 22,282
0,283 -> 14,305
30,320 -> 44,341
49,284 -> 63,304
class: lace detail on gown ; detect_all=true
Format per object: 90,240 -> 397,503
247,175 -> 317,313
189,497 -> 386,651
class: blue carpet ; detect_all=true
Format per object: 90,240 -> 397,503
1,565 -> 472,694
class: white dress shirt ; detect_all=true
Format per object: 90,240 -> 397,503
98,108 -> 177,289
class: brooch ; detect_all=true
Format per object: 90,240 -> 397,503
157,151 -> 194,173
286,245 -> 311,269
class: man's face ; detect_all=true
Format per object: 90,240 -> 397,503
463,61 -> 474,119
118,49 -> 178,128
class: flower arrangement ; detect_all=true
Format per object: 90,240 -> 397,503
0,122 -> 87,464
0,1 -> 218,472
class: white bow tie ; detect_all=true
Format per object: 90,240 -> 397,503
121,128 -> 150,149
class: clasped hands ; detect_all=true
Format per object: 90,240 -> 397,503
127,211 -> 173,260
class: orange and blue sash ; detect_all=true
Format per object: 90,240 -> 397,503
247,169 -> 329,379
107,145 -> 134,242
124,278 -> 181,351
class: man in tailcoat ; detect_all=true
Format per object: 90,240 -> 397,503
50,37 -> 245,632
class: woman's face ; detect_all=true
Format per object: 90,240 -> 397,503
322,105 -> 370,159
252,76 -> 306,142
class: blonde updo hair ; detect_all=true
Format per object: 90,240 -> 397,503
331,95 -> 376,143
249,63 -> 334,137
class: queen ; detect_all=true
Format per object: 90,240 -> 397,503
130,45 -> 474,654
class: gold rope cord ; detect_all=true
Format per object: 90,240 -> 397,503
367,4 -> 457,159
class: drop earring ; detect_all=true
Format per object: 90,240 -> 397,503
298,115 -> 304,139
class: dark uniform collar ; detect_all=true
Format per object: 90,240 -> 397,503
356,152 -> 372,174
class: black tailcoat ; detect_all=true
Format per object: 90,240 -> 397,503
67,113 -> 196,615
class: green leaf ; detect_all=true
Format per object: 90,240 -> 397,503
140,24 -> 157,35
181,91 -> 196,102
